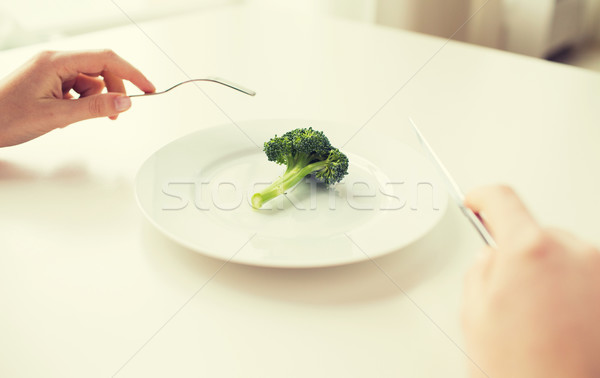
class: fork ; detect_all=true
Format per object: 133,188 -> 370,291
129,77 -> 256,98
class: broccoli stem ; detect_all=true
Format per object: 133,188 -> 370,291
251,160 -> 328,209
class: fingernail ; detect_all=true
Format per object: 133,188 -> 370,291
114,96 -> 131,112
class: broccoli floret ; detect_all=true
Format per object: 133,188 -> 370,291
251,127 -> 349,209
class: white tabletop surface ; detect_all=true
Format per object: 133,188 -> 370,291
1,4 -> 599,377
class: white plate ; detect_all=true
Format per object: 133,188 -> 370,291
135,119 -> 447,268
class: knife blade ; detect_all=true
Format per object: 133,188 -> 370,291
409,117 -> 497,248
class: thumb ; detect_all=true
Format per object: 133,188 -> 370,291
56,93 -> 132,125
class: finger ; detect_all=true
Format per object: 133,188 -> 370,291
72,74 -> 105,98
55,49 -> 155,94
45,93 -> 132,127
103,71 -> 125,94
103,71 -> 126,121
465,185 -> 539,248
100,71 -> 126,120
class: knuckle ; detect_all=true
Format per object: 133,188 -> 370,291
33,50 -> 57,64
102,48 -> 117,59
521,228 -> 553,259
88,97 -> 105,117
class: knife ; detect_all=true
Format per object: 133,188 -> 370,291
409,117 -> 497,248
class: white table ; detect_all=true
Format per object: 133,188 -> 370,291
1,4 -> 599,377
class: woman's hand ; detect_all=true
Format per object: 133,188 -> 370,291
0,49 -> 155,147
462,185 -> 600,378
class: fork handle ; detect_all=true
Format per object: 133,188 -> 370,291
129,77 -> 256,97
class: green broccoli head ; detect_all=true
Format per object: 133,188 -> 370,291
264,134 -> 292,165
285,127 -> 332,158
313,148 -> 349,186
252,127 -> 349,209
264,127 -> 332,166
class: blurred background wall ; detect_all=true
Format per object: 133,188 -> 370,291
1,0 -> 599,63
0,0 -> 239,50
